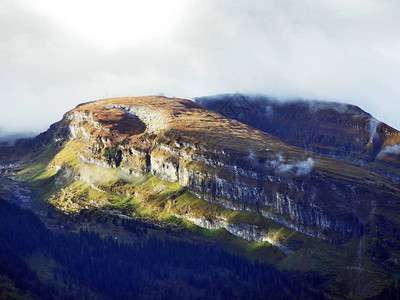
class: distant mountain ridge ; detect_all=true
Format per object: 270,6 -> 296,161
196,93 -> 400,183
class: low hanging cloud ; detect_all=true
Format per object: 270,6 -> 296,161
247,149 -> 256,161
369,118 -> 381,137
306,101 -> 352,115
295,158 -> 316,176
380,144 -> 400,155
1,0 -> 400,137
269,154 -> 315,176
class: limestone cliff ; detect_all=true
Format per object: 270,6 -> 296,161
35,96 -> 400,244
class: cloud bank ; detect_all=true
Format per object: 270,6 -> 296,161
1,0 -> 400,136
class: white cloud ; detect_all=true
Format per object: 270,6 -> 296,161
20,0 -> 190,50
269,154 -> 315,176
295,158 -> 315,176
369,118 -> 380,137
380,144 -> 400,155
1,0 -> 400,136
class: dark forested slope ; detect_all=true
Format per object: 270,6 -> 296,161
0,198 -> 320,299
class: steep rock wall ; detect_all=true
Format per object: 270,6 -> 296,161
52,108 -> 367,240
44,97 -> 400,243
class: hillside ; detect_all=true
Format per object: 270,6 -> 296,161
196,93 -> 400,184
1,198 -> 319,299
1,96 -> 400,298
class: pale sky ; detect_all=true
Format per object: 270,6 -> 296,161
1,0 -> 400,136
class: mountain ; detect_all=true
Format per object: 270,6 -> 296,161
196,94 -> 400,183
1,96 -> 400,298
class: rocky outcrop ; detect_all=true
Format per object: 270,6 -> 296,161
184,216 -> 293,253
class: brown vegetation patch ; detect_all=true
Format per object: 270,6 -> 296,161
94,108 -> 146,137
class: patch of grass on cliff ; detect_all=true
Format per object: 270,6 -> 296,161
112,196 -> 138,211
135,207 -> 152,217
160,214 -> 186,227
50,179 -> 132,214
102,174 -> 227,229
139,174 -> 180,193
53,144 -> 82,170
227,211 -> 281,229
18,144 -> 61,182
16,144 -> 64,208
170,191 -> 223,218
100,174 -> 184,218
187,225 -> 285,263
17,141 -> 89,205
90,173 -> 222,221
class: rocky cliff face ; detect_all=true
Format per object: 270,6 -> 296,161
3,95 -> 400,299
196,94 -> 400,183
33,96 -> 400,244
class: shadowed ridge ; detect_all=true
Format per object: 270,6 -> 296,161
196,93 -> 400,183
